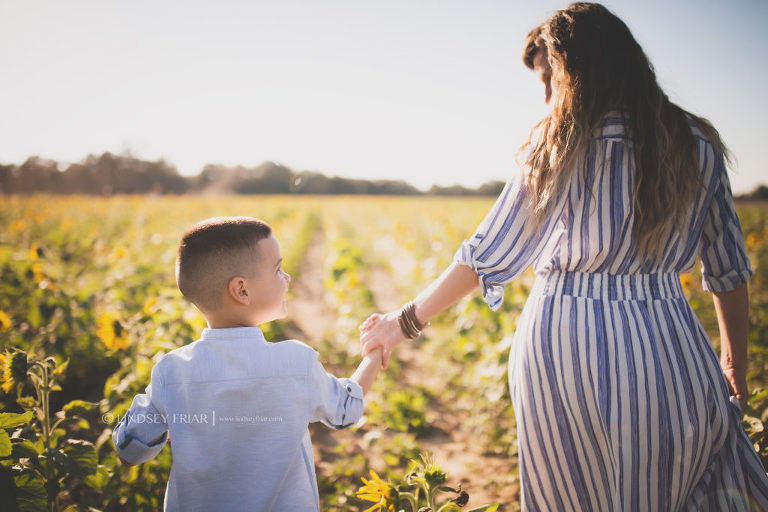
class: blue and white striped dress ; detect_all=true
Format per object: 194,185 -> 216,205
455,113 -> 768,511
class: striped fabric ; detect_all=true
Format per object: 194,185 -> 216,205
455,113 -> 768,511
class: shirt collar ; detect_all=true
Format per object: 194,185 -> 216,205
199,326 -> 267,344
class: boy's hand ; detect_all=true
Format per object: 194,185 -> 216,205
360,312 -> 405,369
365,346 -> 384,366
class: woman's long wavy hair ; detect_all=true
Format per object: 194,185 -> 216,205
521,2 -> 728,259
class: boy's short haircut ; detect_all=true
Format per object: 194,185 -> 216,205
176,216 -> 272,312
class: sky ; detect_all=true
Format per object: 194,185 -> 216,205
1,0 -> 766,193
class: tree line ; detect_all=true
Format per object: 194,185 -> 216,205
0,153 -> 506,197
3,153 -> 763,199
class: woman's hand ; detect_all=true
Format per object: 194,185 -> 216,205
721,362 -> 748,411
712,283 -> 750,413
359,311 -> 408,369
359,263 -> 479,370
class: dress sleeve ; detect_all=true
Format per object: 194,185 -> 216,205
698,154 -> 753,292
307,358 -> 364,430
112,364 -> 169,465
455,171 -> 567,310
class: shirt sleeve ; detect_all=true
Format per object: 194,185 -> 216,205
698,153 -> 753,292
112,363 -> 169,465
455,170 -> 567,311
307,358 -> 364,430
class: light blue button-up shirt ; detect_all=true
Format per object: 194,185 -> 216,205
112,327 -> 364,511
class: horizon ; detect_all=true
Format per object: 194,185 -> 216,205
6,153 -> 768,196
2,0 -> 766,194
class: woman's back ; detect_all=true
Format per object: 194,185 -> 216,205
457,112 -> 752,311
543,112 -> 751,286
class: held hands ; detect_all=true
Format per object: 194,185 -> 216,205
359,311 -> 408,369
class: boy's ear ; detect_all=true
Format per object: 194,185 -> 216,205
227,277 -> 250,305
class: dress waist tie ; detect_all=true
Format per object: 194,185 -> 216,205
532,270 -> 685,301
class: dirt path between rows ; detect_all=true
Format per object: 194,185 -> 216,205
366,269 -> 519,509
287,230 -> 519,510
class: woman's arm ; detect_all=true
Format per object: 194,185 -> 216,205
360,262 -> 479,368
712,281 -> 749,409
412,261 -> 480,324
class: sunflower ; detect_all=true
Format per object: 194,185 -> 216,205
0,352 -> 8,393
0,351 -> 28,394
31,263 -> 45,284
680,273 -> 693,295
746,232 -> 760,251
29,243 -> 39,262
357,470 -> 396,512
410,453 -> 447,489
142,297 -> 159,316
0,309 -> 11,330
96,313 -> 130,351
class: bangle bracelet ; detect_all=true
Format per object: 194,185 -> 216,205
397,314 -> 414,339
398,310 -> 419,339
404,302 -> 427,331
397,302 -> 428,339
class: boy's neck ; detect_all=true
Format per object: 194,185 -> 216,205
203,306 -> 277,329
206,318 -> 261,329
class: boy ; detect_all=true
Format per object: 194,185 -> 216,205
112,216 -> 383,511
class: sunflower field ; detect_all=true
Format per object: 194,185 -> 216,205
0,195 -> 766,511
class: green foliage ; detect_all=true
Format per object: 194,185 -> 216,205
368,387 -> 432,434
0,411 -> 34,429
743,388 -> 768,470
0,351 -> 97,512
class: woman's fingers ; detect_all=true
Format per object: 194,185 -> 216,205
722,366 -> 749,411
359,313 -> 380,332
360,330 -> 380,357
382,348 -> 391,370
734,381 -> 749,410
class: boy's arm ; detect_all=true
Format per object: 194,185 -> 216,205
118,431 -> 169,466
112,365 -> 169,465
307,348 -> 383,430
350,347 -> 383,395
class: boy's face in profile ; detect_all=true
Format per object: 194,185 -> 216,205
245,234 -> 291,324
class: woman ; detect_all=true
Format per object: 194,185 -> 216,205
360,3 -> 768,510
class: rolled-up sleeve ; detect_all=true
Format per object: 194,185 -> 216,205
112,365 -> 169,465
698,153 -> 753,292
307,359 -> 364,430
455,172 -> 567,311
